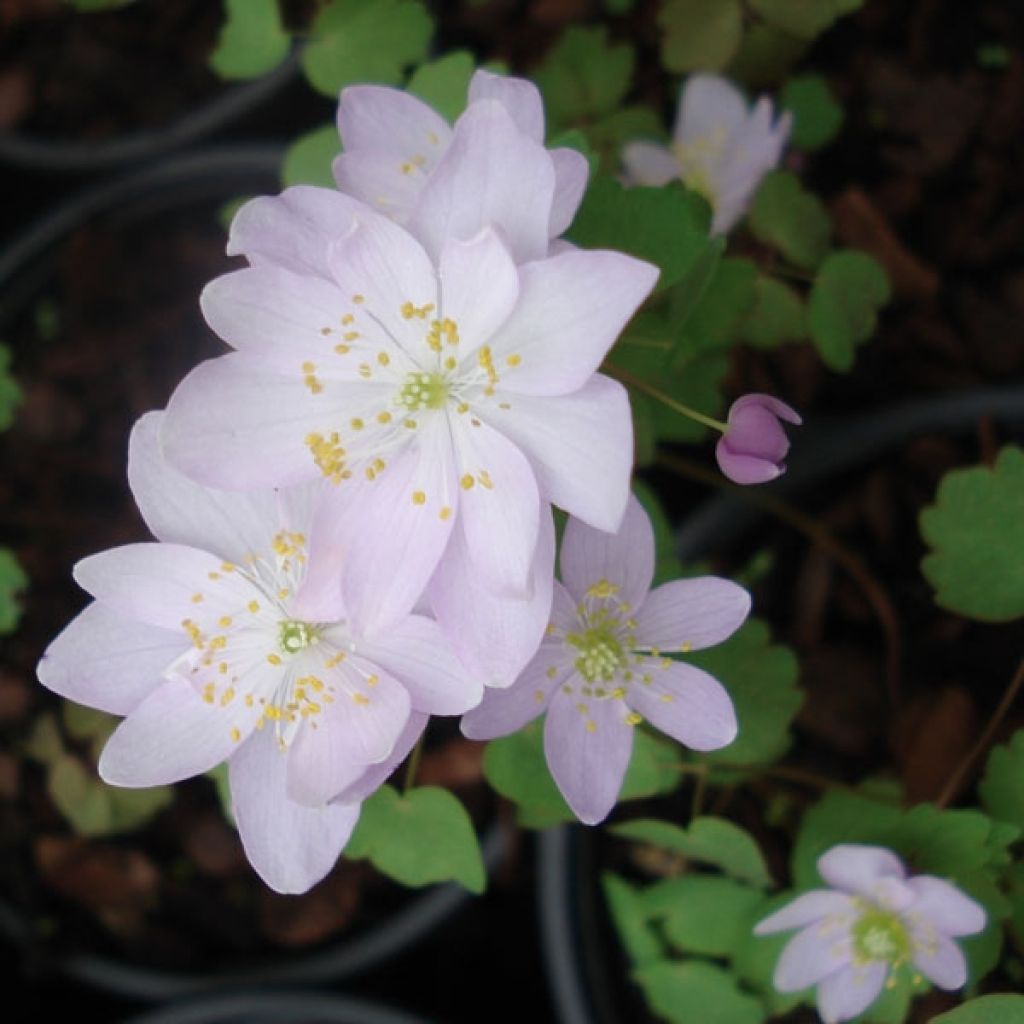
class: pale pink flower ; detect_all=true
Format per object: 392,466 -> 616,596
716,393 -> 802,485
623,74 -> 791,236
755,844 -> 986,1023
37,412 -> 479,893
462,495 -> 748,823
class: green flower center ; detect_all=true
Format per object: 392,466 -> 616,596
398,371 -> 448,411
566,625 -> 627,683
278,620 -> 320,654
851,910 -> 910,965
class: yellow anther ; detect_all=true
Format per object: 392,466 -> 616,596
350,417 -> 364,430
208,571 -> 221,581
230,727 -> 241,742
301,361 -> 316,374
478,470 -> 494,490
353,294 -> 365,304
218,616 -> 232,628
378,352 -> 390,366
625,712 -> 642,726
366,674 -> 379,687
191,593 -> 203,603
304,373 -> 323,394
353,692 -> 370,706
334,344 -> 351,355
456,402 -> 469,414
412,490 -> 426,505
358,363 -> 372,378
439,506 -> 452,520
202,683 -> 215,704
377,411 -> 392,424
344,331 -> 359,341
585,720 -> 597,733
534,689 -> 546,703
220,687 -> 236,707
320,326 -> 332,336
546,666 -> 558,679
267,653 -> 282,666
506,354 -> 521,367
248,600 -> 260,613
341,313 -> 354,325
460,474 -> 475,490
403,418 -> 417,429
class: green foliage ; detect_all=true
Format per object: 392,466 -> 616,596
732,893 -> 805,1015
282,124 -> 339,188
483,722 -> 679,828
736,276 -> 806,349
979,729 -> 1024,830
603,873 -> 663,967
209,0 -> 290,81
346,785 -> 485,892
535,26 -> 634,131
920,447 -> 1024,622
807,249 -> 891,371
687,619 -> 802,766
0,548 -> 27,635
407,51 -> 476,122
749,0 -> 863,39
0,345 -> 22,431
932,996 -> 1024,1023
632,480 -> 684,584
727,23 -> 808,89
24,713 -> 64,763
582,106 -> 667,170
612,817 -> 773,888
634,959 -> 764,1024
670,257 -> 758,357
748,170 -> 831,271
658,0 -> 744,73
568,176 -> 712,292
301,0 -> 433,98
780,74 -> 844,150
62,0 -> 132,10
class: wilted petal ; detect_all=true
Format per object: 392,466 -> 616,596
229,725 -> 360,894
625,660 -> 737,752
816,962 -> 888,1023
481,374 -> 632,533
754,890 -> 856,935
634,577 -> 750,652
430,503 -> 555,689
37,601 -> 186,716
817,845 -> 907,897
544,685 -> 634,825
487,250 -> 658,397
548,147 -> 589,235
353,614 -> 483,715
906,876 -> 987,937
467,69 -> 545,141
621,141 -> 679,187
409,100 -> 555,264
773,922 -> 851,992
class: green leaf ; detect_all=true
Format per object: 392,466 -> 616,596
108,784 -> 174,833
634,959 -> 765,1024
282,124 -> 340,188
658,0 -> 744,73
688,619 -> 802,766
24,713 -> 64,764
612,817 -> 773,888
737,275 -> 806,349
0,345 -> 22,432
733,892 -> 805,1015
345,785 -> 485,892
644,874 -> 766,957
932,995 -> 1024,1023
632,480 -> 684,584
62,701 -> 116,743
583,106 -> 666,169
603,873 -> 665,967
0,548 -> 27,635
807,249 -> 891,371
920,447 -> 1024,622
671,257 -> 758,357
209,0 -> 290,80
534,26 -> 634,130
568,176 -> 712,292
748,170 -> 831,271
749,0 -> 862,39
407,51 -> 476,122
780,74 -> 844,150
301,0 -> 433,98
483,721 -> 680,828
207,762 -> 236,826
979,729 -> 1024,829
48,754 -> 115,836
727,23 -> 808,89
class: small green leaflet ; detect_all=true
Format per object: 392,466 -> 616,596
345,785 -> 485,892
658,0 -> 744,73
727,23 -> 809,90
979,729 -> 1024,830
634,959 -> 764,1024
736,275 -> 806,349
932,995 -> 1024,1023
0,548 -> 27,635
748,0 -> 863,40
406,51 -> 477,123
209,0 -> 290,81
780,74 -> 844,150
920,447 -> 1024,622
282,124 -> 339,189
748,170 -> 832,271
602,873 -> 663,968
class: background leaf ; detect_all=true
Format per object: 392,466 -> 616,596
658,0 -> 744,73
282,124 -> 340,188
780,73 -> 844,150
0,345 -> 22,431
736,275 -> 807,348
748,170 -> 831,271
0,548 -> 27,635
634,959 -> 764,1024
407,51 -> 476,122
932,995 -> 1024,1023
209,0 -> 290,81
979,729 -> 1024,830
603,873 -> 664,967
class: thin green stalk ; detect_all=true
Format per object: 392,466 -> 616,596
603,361 -> 729,433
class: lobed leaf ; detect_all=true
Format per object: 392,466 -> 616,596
407,51 -> 477,123
282,124 -> 340,189
932,995 -> 1024,1023
603,873 -> 665,968
748,170 -> 831,271
979,729 -> 1024,830
658,0 -> 744,73
209,0 -> 290,81
780,74 -> 844,150
634,959 -> 765,1024
736,275 -> 806,349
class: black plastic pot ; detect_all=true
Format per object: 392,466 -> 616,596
0,148 -> 508,1004
537,387 -> 1024,1024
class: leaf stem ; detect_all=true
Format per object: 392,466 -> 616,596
935,655 -> 1024,809
403,732 -> 426,795
603,362 -> 729,433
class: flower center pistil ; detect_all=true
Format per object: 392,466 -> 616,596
567,624 -> 628,683
278,619 -> 320,654
851,909 -> 910,965
398,370 -> 448,411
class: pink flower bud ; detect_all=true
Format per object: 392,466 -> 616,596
715,393 -> 802,485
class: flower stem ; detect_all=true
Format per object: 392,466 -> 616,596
657,450 -> 904,708
603,361 -> 729,433
935,655 -> 1024,809
403,732 -> 426,795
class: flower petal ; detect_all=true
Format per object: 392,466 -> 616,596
754,890 -> 857,935
408,100 -> 556,264
675,74 -> 749,148
352,614 -> 483,715
773,922 -> 852,992
287,659 -> 412,807
621,141 -> 679,187
906,876 -> 987,937
634,577 -> 750,652
910,928 -> 968,990
467,69 -> 544,142
560,491 -> 654,610
37,601 -> 187,716
333,711 -> 427,804
229,725 -> 360,894
99,677 -> 253,787
625,660 -> 737,752
480,374 -> 633,533
544,685 -> 634,825
549,147 -> 590,236
429,502 -> 555,689
439,228 -> 519,360
817,845 -> 907,897
460,642 -> 569,740
486,250 -> 658,396
338,84 -> 453,157
816,962 -> 888,1023
333,149 -> 432,223
227,186 -> 364,279
128,411 -> 282,563
450,414 -> 540,596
